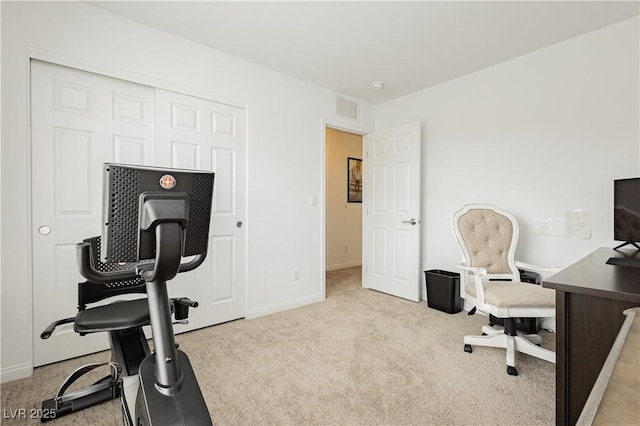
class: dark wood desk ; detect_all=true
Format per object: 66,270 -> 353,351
543,248 -> 640,426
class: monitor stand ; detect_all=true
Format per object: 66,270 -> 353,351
613,241 -> 640,251
607,244 -> 640,268
606,256 -> 640,268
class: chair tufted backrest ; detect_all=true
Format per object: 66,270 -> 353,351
456,208 -> 515,275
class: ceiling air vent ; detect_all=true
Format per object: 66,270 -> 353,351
336,96 -> 358,120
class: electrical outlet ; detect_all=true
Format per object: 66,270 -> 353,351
292,267 -> 301,281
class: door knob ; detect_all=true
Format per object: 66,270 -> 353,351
402,218 -> 419,226
236,221 -> 243,228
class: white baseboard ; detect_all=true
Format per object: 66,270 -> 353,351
1,362 -> 33,383
326,261 -> 361,272
246,293 -> 323,319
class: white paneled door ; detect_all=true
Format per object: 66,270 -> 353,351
155,89 -> 246,330
362,122 -> 421,301
31,61 -> 246,366
31,60 -> 155,366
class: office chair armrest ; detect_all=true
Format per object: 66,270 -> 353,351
515,261 -> 561,274
456,262 -> 487,309
456,263 -> 488,276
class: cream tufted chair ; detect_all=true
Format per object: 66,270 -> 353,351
452,204 -> 557,376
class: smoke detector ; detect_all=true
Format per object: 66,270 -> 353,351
370,81 -> 385,91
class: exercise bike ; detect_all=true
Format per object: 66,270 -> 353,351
40,163 -> 215,425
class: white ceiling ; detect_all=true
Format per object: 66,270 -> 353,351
89,1 -> 639,104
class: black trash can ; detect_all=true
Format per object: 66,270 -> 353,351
425,270 -> 462,314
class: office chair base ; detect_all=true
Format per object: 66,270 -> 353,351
464,329 -> 555,374
481,324 -> 542,345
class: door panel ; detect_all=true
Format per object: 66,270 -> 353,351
362,122 -> 421,302
31,60 -> 155,366
113,135 -> 148,164
155,89 -> 246,329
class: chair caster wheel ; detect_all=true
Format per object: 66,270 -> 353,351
488,322 -> 494,327
464,344 -> 472,353
481,332 -> 487,336
507,366 -> 518,376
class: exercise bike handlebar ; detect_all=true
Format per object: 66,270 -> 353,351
76,241 -> 207,284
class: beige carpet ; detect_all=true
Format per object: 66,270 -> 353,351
1,267 -> 555,425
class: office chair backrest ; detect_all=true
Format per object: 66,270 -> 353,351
453,204 -> 520,282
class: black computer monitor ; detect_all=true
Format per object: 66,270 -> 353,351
613,177 -> 640,250
101,163 -> 214,263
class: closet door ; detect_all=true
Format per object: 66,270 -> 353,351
31,60 -> 155,366
155,89 -> 247,330
31,62 -> 247,366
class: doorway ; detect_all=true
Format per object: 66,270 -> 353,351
325,128 -> 363,272
322,121 -> 422,302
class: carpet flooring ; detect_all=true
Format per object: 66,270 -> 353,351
1,266 -> 555,425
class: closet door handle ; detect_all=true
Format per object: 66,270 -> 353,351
38,225 -> 52,235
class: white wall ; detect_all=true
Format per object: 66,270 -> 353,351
375,17 -> 640,283
326,128 -> 362,271
0,1 -> 374,381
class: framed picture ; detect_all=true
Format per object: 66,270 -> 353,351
347,157 -> 363,203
